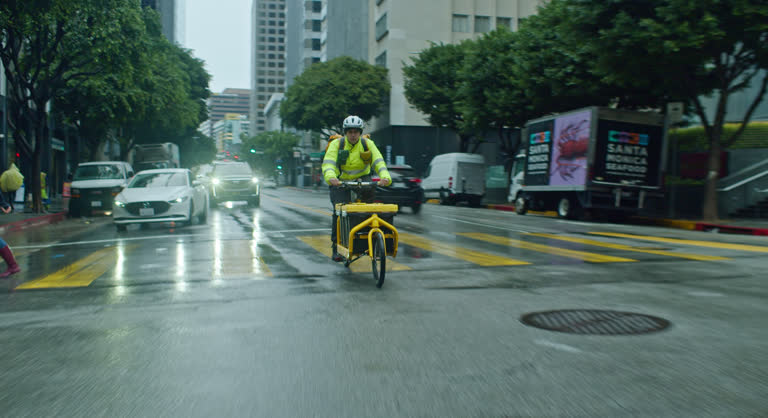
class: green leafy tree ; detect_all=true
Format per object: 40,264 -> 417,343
0,0 -> 145,212
242,131 -> 301,178
561,0 -> 768,220
280,56 -> 390,136
403,41 -> 478,152
456,29 -> 524,159
176,129 -> 216,168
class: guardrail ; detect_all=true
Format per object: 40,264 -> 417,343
718,166 -> 768,217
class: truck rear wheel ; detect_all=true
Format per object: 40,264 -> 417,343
515,194 -> 528,215
557,197 -> 581,219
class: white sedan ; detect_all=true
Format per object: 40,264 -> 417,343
112,168 -> 208,231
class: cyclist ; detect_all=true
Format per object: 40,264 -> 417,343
323,115 -> 391,262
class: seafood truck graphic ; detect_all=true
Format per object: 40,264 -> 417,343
509,107 -> 666,219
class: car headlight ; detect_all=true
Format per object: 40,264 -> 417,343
169,196 -> 190,204
114,199 -> 126,208
251,177 -> 259,183
211,178 -> 220,185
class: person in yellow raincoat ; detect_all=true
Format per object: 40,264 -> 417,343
322,115 -> 391,261
0,163 -> 24,213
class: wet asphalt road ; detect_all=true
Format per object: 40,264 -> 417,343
1,187 -> 767,417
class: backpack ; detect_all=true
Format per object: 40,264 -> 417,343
326,134 -> 371,168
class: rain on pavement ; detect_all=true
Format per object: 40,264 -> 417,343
1,187 -> 767,417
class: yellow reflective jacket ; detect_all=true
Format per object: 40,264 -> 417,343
322,135 -> 391,183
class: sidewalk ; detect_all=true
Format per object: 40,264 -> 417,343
483,202 -> 768,236
0,196 -> 69,234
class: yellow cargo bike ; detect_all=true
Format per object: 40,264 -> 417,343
333,181 -> 399,288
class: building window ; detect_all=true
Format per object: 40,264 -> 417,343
496,17 -> 512,30
312,1 -> 322,13
312,19 -> 322,32
452,14 -> 469,32
377,0 -> 385,5
375,51 -> 386,67
375,13 -> 388,41
312,57 -> 321,64
475,16 -> 491,33
312,39 -> 321,51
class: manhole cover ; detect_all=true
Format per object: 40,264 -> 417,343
520,309 -> 670,335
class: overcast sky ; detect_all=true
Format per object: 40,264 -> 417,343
184,0 -> 252,93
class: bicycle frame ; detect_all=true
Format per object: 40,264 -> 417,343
335,207 -> 399,261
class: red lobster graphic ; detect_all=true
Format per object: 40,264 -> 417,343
552,120 -> 589,181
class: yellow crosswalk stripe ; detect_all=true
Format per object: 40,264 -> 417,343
527,233 -> 729,261
298,235 -> 411,273
398,232 -> 530,266
459,233 -> 637,263
589,232 -> 768,253
16,245 -> 136,289
213,239 -> 272,278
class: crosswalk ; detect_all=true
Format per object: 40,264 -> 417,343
12,229 -> 759,290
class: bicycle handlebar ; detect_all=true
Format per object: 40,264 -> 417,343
332,181 -> 378,188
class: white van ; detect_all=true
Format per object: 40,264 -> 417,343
69,161 -> 135,217
422,153 -> 486,206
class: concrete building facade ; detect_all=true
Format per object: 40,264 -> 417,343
366,0 -> 545,174
141,0 -> 184,45
250,0 -> 287,134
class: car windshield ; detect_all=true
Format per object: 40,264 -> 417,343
214,164 -> 252,176
73,164 -> 124,181
128,172 -> 188,188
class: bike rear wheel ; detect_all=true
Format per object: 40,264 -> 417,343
371,231 -> 386,288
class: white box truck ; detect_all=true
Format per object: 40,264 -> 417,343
129,143 -> 180,172
510,107 -> 666,219
422,153 -> 486,206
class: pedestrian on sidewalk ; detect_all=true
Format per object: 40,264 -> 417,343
0,192 -> 21,278
0,162 -> 24,213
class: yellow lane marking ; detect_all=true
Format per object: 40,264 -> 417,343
399,232 -> 530,266
266,195 -> 332,217
16,246 -> 134,289
298,235 -> 411,273
459,233 -> 637,263
214,239 -> 272,278
588,232 -> 768,253
527,233 -> 730,261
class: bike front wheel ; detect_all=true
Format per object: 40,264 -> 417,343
371,231 -> 386,288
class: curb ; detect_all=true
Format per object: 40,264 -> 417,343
0,211 -> 68,234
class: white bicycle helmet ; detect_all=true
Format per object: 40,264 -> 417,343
342,115 -> 364,131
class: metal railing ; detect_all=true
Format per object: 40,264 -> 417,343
717,160 -> 768,217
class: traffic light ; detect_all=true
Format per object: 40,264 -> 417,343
277,165 -> 282,170
250,148 -> 256,154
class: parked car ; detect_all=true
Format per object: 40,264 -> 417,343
373,164 -> 425,214
210,162 -> 261,207
421,153 -> 486,206
112,168 -> 208,231
69,161 -> 134,217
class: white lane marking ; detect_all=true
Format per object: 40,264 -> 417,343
13,228 -> 329,249
534,340 -> 583,353
687,291 -> 725,297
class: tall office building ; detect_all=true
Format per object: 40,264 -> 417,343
141,0 -> 185,45
202,88 -> 251,138
250,0 -> 287,135
285,0 -> 368,88
367,0 -> 545,172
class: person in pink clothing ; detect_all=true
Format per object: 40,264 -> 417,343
0,191 -> 21,277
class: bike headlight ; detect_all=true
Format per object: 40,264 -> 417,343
251,177 -> 259,183
170,196 -> 189,204
211,178 -> 220,185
